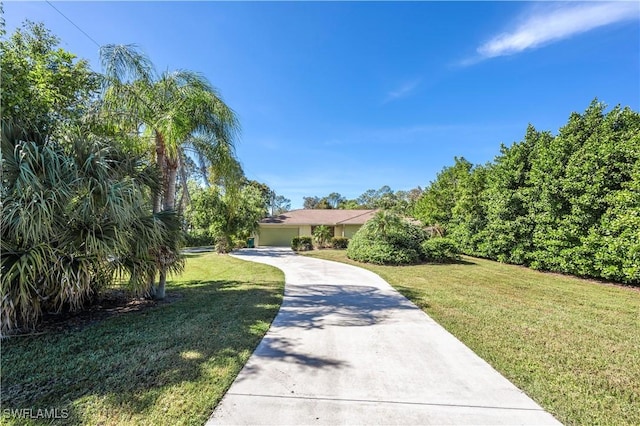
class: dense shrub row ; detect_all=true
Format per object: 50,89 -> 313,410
413,100 -> 640,284
291,236 -> 351,251
347,212 -> 460,265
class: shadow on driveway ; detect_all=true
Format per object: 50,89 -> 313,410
276,284 -> 417,330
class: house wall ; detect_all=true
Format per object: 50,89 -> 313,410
344,225 -> 361,238
255,223 -> 365,247
299,225 -> 312,236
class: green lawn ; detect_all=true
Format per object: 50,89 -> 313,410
1,252 -> 284,425
303,250 -> 640,426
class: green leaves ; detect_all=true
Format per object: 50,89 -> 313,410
1,133 -> 164,333
414,100 -> 640,285
347,211 -> 431,265
1,21 -> 98,137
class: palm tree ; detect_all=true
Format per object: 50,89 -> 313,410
97,45 -> 241,298
1,123 -> 167,334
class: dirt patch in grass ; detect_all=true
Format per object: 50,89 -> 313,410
11,290 -> 184,336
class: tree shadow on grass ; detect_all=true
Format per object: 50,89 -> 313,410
422,258 -> 477,266
393,286 -> 432,310
0,278 -> 284,425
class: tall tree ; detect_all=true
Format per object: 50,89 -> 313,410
0,21 -> 98,137
98,45 -> 240,298
303,196 -> 321,209
325,192 -> 346,209
185,183 -> 267,251
269,194 -> 291,216
477,125 -> 547,263
413,157 -> 473,227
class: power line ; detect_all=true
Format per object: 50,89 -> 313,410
45,1 -> 101,48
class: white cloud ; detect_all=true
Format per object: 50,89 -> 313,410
476,2 -> 638,60
384,79 -> 421,103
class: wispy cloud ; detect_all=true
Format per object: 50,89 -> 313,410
383,79 -> 421,103
467,2 -> 638,64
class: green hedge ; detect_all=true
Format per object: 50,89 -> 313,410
331,237 -> 349,249
413,101 -> 640,285
291,236 -> 313,251
347,212 -> 427,265
421,237 -> 461,262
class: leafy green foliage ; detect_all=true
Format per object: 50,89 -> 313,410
291,236 -> 313,251
347,211 -> 428,265
1,129 -> 168,334
331,237 -> 350,249
414,100 -> 640,284
184,230 -> 213,247
421,238 -> 461,262
184,183 -> 266,253
312,225 -> 332,247
0,21 -> 99,137
98,43 -> 241,296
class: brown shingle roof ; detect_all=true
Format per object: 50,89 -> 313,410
260,209 -> 378,225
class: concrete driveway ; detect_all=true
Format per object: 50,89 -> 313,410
207,247 -> 560,425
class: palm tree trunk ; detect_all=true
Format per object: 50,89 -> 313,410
155,156 -> 179,300
156,271 -> 167,299
149,132 -> 167,297
154,133 -> 166,214
163,157 -> 179,211
177,153 -> 190,214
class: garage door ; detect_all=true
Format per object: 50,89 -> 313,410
259,227 -> 299,247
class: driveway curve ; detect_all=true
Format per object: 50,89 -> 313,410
208,247 -> 560,425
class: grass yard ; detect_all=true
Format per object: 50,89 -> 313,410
303,250 -> 640,426
1,252 -> 284,425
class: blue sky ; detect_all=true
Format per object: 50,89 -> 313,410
5,1 -> 639,208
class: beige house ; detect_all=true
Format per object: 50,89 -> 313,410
255,209 -> 377,247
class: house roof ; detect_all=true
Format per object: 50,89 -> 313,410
260,209 -> 378,226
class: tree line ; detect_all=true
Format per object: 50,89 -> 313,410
413,100 -> 640,285
303,186 -> 423,213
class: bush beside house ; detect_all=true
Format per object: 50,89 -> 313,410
331,237 -> 349,249
291,236 -> 314,251
347,211 -> 459,265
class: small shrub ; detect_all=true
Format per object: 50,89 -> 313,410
331,237 -> 349,249
347,211 -> 427,265
214,235 -> 233,253
291,236 -> 313,251
421,237 -> 461,262
313,225 -> 332,247
234,239 -> 248,249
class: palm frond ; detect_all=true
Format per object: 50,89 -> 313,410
99,44 -> 155,86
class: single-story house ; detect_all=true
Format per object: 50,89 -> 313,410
255,209 -> 378,247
